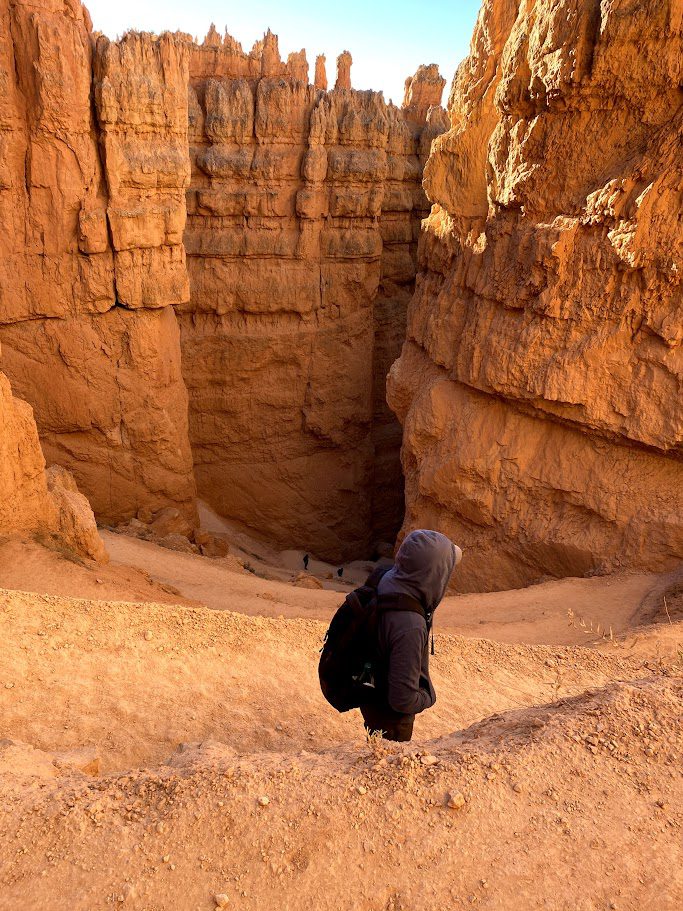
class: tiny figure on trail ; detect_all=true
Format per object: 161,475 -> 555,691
303,553 -> 309,570
337,567 -> 344,578
319,529 -> 462,742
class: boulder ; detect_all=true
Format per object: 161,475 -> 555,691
158,534 -> 200,555
293,572 -> 323,589
151,507 -> 194,539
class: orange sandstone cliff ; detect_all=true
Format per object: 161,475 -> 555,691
0,3 -> 446,561
389,0 -> 683,591
0,362 -> 107,562
0,1 -> 196,526
180,32 -> 446,559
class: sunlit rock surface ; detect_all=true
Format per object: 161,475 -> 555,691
389,0 -> 683,591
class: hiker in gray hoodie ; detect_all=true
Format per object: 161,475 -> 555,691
361,529 -> 463,742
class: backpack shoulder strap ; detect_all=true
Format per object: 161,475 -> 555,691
376,592 -> 427,621
377,592 -> 435,654
364,565 -> 391,591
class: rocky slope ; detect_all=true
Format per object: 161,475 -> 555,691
0,582 -> 680,909
389,0 -> 683,591
0,3 -> 446,560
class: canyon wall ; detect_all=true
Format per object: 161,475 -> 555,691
389,0 -> 683,591
0,3 -> 445,559
0,362 -> 107,562
178,34 -> 446,560
0,1 -> 196,526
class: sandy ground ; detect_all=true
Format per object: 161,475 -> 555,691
0,533 -> 681,909
0,535 -> 197,607
2,527 -> 679,648
102,530 -> 683,646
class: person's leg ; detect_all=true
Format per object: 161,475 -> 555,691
360,704 -> 414,742
385,716 -> 414,742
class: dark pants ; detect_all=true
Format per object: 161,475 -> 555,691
360,702 -> 414,742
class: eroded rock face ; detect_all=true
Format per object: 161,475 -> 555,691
180,34 -> 446,559
1,307 -> 195,523
0,369 -> 52,537
93,31 -> 191,310
0,5 -> 445,559
0,3 -> 196,526
0,366 -> 107,563
389,0 -> 683,591
45,464 -> 109,564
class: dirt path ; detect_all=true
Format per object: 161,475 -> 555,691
4,586 -> 674,773
0,530 -> 681,911
102,531 -> 674,647
0,536 -> 197,607
0,581 -> 681,911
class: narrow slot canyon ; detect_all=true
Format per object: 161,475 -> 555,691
178,37 -> 448,561
0,0 -> 680,589
0,9 -> 448,564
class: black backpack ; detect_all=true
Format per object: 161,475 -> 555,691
318,567 -> 430,713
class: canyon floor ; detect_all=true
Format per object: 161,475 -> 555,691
0,527 -> 681,911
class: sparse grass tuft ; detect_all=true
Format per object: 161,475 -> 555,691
567,608 -> 614,642
365,728 -> 391,759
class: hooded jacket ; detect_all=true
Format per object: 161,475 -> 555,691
373,530 -> 462,716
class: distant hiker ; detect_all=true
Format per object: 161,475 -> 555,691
303,553 -> 309,570
337,567 -> 344,578
318,529 -> 463,742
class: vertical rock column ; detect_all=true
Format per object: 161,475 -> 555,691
0,0 -> 113,325
0,4 -> 196,525
389,0 -> 683,591
0,367 -> 57,537
180,33 -> 446,560
94,32 -> 191,310
87,31 -> 197,524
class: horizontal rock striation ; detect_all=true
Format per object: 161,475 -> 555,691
389,0 -> 683,591
179,32 -> 446,559
0,4 -> 446,559
0,2 -> 196,526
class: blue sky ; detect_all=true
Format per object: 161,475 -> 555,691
84,0 -> 482,106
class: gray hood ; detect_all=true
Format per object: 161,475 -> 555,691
377,529 -> 462,613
